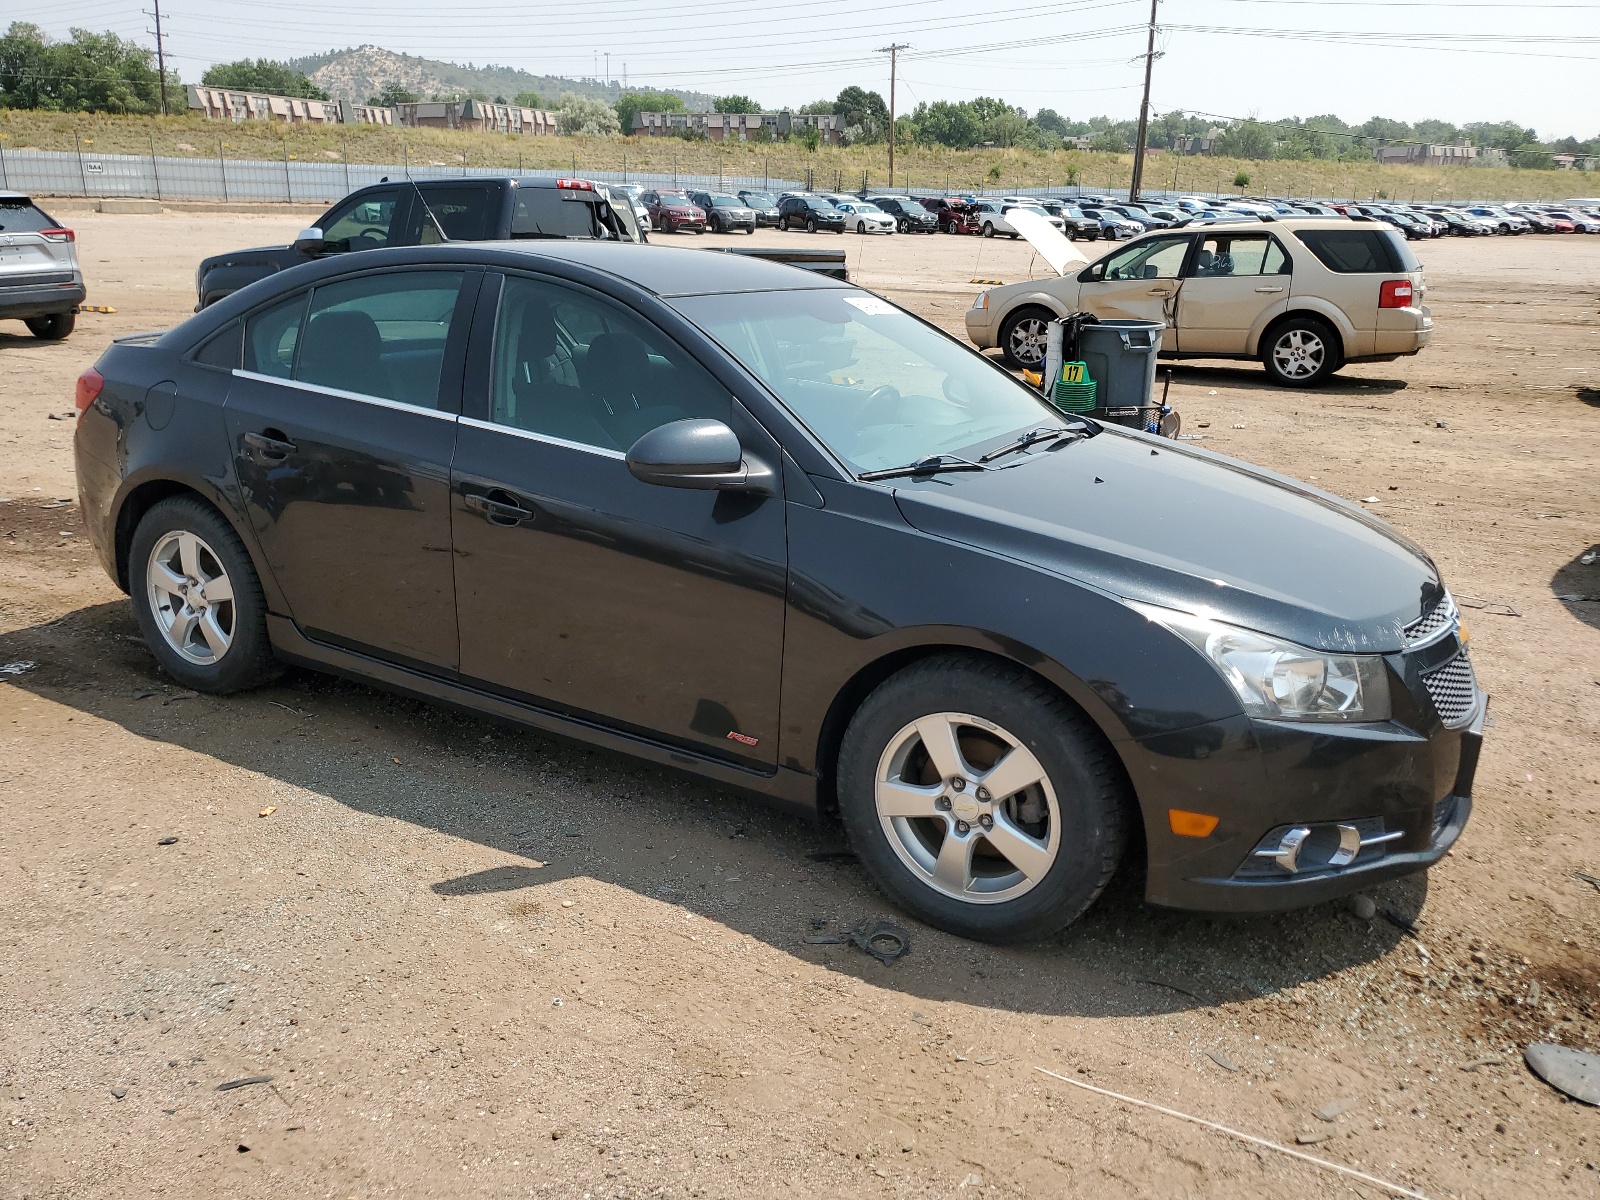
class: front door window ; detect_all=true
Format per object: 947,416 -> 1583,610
319,190 -> 400,253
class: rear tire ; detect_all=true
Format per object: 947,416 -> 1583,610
1261,316 -> 1342,388
836,654 -> 1127,943
26,312 -> 75,340
129,497 -> 280,694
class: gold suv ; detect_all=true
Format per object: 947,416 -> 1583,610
965,218 -> 1431,387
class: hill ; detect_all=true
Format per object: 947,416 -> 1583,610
286,46 -> 715,111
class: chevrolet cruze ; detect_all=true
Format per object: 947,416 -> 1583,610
73,241 -> 1482,942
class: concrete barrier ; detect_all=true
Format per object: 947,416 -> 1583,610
95,198 -> 163,214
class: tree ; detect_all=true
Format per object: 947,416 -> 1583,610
833,86 -> 887,143
1510,143 -> 1557,170
797,99 -> 836,115
714,94 -> 760,114
911,100 -> 981,148
1214,120 -> 1275,160
1034,108 -> 1084,138
1462,120 -> 1538,152
512,90 -> 542,108
796,125 -> 821,152
1234,171 -> 1251,187
367,82 -> 419,107
203,58 -> 327,99
1088,129 -> 1128,153
556,93 -> 620,136
615,89 -> 682,134
0,23 -> 169,114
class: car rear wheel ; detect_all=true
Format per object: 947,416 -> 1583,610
998,306 -> 1054,371
836,654 -> 1127,943
130,497 -> 280,694
1262,317 -> 1342,388
26,312 -> 75,340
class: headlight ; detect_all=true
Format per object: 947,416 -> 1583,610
1131,602 -> 1391,722
972,291 -> 989,311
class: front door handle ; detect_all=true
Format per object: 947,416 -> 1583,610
242,430 -> 296,462
1254,286 -> 1285,294
464,491 -> 534,526
1146,287 -> 1176,297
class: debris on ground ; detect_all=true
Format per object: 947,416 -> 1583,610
1455,594 -> 1521,617
1204,1049 -> 1239,1072
1525,1043 -> 1600,1105
257,806 -> 277,818
1295,1130 -> 1330,1145
215,1074 -> 274,1092
1383,907 -> 1421,936
1349,894 -> 1377,921
162,690 -> 199,704
847,920 -> 911,965
1316,1098 -> 1356,1122
157,836 -> 178,846
1461,1056 -> 1504,1072
110,1087 -> 128,1099
1575,871 -> 1600,893
0,660 -> 39,677
806,849 -> 858,864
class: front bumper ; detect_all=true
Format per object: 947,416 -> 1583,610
1135,670 -> 1485,913
0,277 -> 87,320
964,304 -> 998,349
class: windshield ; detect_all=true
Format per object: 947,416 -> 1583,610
853,203 -> 883,214
672,289 -> 1061,474
708,195 -> 744,207
742,193 -> 775,206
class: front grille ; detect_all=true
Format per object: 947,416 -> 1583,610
1421,651 -> 1477,728
1404,593 -> 1458,647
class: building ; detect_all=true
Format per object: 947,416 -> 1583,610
1373,142 -> 1508,169
186,85 -> 393,126
1552,154 -> 1598,171
1173,129 -> 1223,156
631,110 -> 844,146
394,99 -> 557,137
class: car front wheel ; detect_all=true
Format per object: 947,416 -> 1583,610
998,306 -> 1054,371
777,216 -> 789,231
836,654 -> 1127,943
1262,317 -> 1342,387
982,223 -> 995,238
129,497 -> 280,693
806,218 -> 817,233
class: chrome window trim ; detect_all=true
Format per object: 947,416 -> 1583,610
458,415 -> 626,460
231,369 -> 457,421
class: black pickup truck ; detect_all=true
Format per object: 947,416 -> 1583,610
194,176 -> 847,309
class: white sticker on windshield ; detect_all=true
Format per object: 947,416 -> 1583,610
842,295 -> 898,316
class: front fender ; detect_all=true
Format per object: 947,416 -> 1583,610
198,262 -> 282,309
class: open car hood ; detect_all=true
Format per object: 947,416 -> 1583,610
1006,207 -> 1091,276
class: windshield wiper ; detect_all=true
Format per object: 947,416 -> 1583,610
977,424 -> 1081,464
857,454 -> 988,483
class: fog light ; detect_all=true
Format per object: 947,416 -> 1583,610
1235,817 -> 1402,879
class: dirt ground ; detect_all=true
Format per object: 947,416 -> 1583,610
1,207 -> 1598,1200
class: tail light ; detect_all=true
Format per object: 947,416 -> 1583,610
555,178 -> 593,191
74,367 -> 104,420
40,228 -> 75,243
1379,279 -> 1414,309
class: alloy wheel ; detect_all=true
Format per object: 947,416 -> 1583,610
146,530 -> 235,665
874,712 -> 1061,904
1007,316 -> 1050,368
1272,328 -> 1326,379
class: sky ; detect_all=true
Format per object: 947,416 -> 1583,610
34,0 -> 1600,138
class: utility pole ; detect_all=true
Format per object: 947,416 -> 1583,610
877,43 -> 910,190
605,53 -> 611,87
1128,0 -> 1160,201
145,0 -> 170,116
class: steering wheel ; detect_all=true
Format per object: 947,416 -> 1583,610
352,229 -> 388,250
861,383 -> 903,425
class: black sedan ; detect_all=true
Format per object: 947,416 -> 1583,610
735,190 -> 782,227
72,241 -> 1482,943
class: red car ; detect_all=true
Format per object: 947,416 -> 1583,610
917,196 -> 982,235
641,189 -> 706,234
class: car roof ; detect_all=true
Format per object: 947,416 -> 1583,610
459,240 -> 851,297
0,190 -> 33,202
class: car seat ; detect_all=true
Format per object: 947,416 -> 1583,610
579,330 -> 689,447
506,303 -> 609,447
299,310 -> 384,397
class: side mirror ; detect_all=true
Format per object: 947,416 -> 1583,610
626,419 -> 776,496
294,228 -> 326,255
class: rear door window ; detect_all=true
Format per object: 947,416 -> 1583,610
244,292 -> 308,378
510,187 -> 611,238
409,186 -> 498,242
1295,228 -> 1417,273
1190,233 -> 1289,277
297,271 -> 466,408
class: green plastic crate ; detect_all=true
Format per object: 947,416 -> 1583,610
1052,362 -> 1097,413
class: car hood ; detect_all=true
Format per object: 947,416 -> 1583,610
890,428 -> 1440,653
198,244 -> 289,270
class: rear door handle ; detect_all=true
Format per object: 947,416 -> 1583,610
1254,286 -> 1285,294
464,491 -> 534,526
242,430 -> 296,461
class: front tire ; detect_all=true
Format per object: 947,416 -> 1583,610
998,306 -> 1054,371
1261,316 -> 1342,388
836,655 -> 1127,943
26,312 -> 75,340
129,497 -> 279,694
982,222 -> 995,238
857,221 -> 867,234
806,217 -> 817,233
